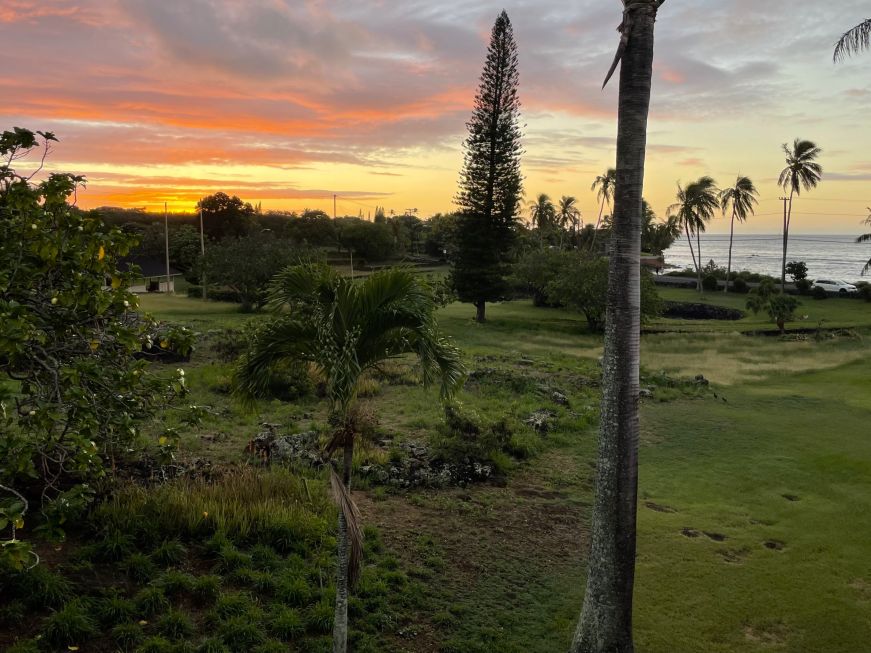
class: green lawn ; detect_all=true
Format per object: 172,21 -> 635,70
108,295 -> 871,651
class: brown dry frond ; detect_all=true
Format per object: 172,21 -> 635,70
329,467 -> 364,586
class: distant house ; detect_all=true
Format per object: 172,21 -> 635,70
116,256 -> 182,293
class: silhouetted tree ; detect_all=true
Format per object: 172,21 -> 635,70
197,192 -> 256,241
719,176 -> 759,292
778,139 -> 822,292
453,10 -> 523,322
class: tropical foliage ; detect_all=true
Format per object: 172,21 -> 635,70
0,128 -> 191,569
778,139 -> 823,290
233,263 -> 464,652
719,176 -> 759,292
669,176 -> 719,291
834,19 -> 871,61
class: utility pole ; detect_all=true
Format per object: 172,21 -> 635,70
199,208 -> 207,301
780,196 -> 789,292
164,201 -> 171,294
333,194 -> 337,220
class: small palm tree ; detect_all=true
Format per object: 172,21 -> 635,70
778,139 -> 823,291
858,207 -> 871,275
835,19 -> 871,61
558,195 -> 582,247
668,176 -> 719,291
719,176 -> 759,292
233,263 -> 464,653
590,168 -> 616,251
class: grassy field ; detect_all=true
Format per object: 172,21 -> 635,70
6,292 -> 870,652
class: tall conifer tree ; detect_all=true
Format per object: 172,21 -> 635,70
453,10 -> 522,323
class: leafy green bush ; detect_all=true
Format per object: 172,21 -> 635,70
14,564 -> 74,608
305,600 -> 334,634
812,285 -> 829,300
0,128 -> 193,563
730,278 -> 749,294
218,615 -> 266,651
701,273 -> 719,292
856,282 -> 871,302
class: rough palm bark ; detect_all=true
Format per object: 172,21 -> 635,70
332,441 -> 354,653
571,2 -> 663,652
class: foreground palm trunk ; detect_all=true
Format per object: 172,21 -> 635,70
725,209 -> 736,292
333,441 -> 354,653
571,2 -> 662,651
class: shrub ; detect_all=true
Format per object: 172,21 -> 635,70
268,605 -> 305,640
41,599 -> 98,648
157,609 -> 194,638
96,594 -> 137,626
701,273 -> 719,292
152,539 -> 187,567
253,641 -> 289,653
6,639 -> 40,653
197,638 -> 230,653
219,615 -> 266,651
795,278 -> 812,295
125,553 -> 157,583
136,636 -> 174,653
157,570 -> 196,596
16,565 -> 74,608
729,278 -> 749,293
214,592 -> 257,620
112,622 -> 144,651
97,529 -> 135,561
249,544 -> 281,571
306,600 -> 334,634
192,574 -> 223,605
214,544 -> 251,573
857,283 -> 871,302
812,285 -> 829,300
275,574 -> 313,607
134,586 -> 170,616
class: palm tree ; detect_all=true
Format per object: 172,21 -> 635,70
528,193 -> 556,232
668,176 -> 719,291
558,195 -> 583,247
571,2 -> 665,651
590,168 -> 616,251
778,139 -> 823,291
858,207 -> 871,275
835,19 -> 871,61
233,263 -> 464,653
719,176 -> 759,292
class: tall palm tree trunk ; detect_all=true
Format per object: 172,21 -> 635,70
591,198 -> 607,253
725,209 -> 736,293
333,440 -> 354,653
696,231 -> 703,292
684,223 -> 699,289
780,192 -> 794,292
572,3 -> 661,651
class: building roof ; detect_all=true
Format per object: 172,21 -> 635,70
118,256 -> 182,278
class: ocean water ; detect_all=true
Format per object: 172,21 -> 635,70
663,234 -> 871,284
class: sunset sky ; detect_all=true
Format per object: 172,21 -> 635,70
3,0 -> 870,233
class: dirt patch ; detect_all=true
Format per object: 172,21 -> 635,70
743,622 -> 790,646
644,501 -> 678,513
681,528 -> 701,538
717,546 -> 751,563
849,578 -> 871,599
763,539 -> 785,551
703,531 -> 727,542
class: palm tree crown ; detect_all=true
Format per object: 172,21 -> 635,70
235,264 -> 464,414
528,193 -> 556,231
720,176 -> 759,222
558,195 -> 582,232
858,208 -> 871,275
591,168 -> 617,207
669,176 -> 719,235
835,19 -> 871,61
778,139 -> 823,196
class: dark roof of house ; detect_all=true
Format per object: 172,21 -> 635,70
118,257 -> 182,278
